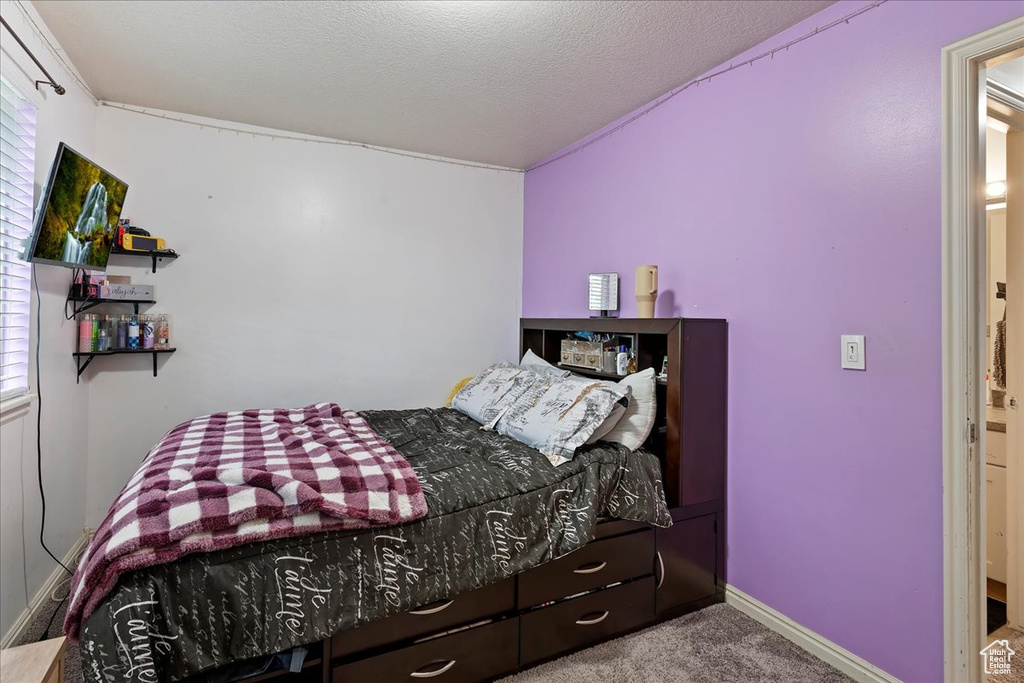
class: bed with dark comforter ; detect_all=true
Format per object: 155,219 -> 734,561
79,407 -> 672,682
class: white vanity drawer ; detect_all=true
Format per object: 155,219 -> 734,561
986,429 -> 1006,467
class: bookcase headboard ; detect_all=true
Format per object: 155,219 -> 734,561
519,318 -> 727,513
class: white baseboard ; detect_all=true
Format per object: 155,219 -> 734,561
725,584 -> 901,683
1,529 -> 91,649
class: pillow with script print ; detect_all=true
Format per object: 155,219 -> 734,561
450,363 -> 535,428
496,374 -> 627,465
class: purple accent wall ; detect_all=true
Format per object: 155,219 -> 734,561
522,1 -> 1022,680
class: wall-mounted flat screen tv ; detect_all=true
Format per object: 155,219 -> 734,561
23,143 -> 128,271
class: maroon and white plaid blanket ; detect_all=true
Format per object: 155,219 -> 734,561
64,403 -> 427,640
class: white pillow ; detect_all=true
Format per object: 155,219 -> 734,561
586,399 -> 627,444
601,368 -> 657,451
520,349 -> 569,378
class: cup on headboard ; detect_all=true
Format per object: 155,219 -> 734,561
635,265 -> 658,318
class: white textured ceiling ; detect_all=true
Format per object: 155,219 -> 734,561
33,0 -> 833,168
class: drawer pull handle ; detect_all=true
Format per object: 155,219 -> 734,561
409,600 -> 454,616
573,561 -> 607,574
656,550 -> 665,589
410,660 -> 456,678
575,611 -> 609,626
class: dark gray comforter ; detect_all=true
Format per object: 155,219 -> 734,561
79,408 -> 672,682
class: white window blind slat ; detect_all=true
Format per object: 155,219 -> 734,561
0,178 -> 32,204
0,139 -> 32,166
0,161 -> 32,185
0,92 -> 30,118
0,178 -> 32,200
0,120 -> 33,147
0,76 -> 34,401
0,150 -> 32,176
0,266 -> 29,278
0,222 -> 31,240
0,302 -> 29,315
0,378 -> 28,395
0,204 -> 32,224
0,241 -> 27,258
0,119 -> 33,146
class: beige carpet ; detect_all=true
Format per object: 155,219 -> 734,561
499,603 -> 852,683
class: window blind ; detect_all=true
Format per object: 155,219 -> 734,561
0,76 -> 36,400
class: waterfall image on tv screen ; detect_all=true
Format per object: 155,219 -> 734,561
27,144 -> 128,271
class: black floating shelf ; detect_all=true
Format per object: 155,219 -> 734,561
68,296 -> 156,316
108,248 -> 179,273
73,348 -> 176,382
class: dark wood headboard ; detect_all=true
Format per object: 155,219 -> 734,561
520,318 -> 727,514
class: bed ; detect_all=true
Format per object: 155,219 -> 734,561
74,317 -> 728,683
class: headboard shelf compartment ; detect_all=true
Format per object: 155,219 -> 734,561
555,364 -> 623,380
520,317 -> 727,516
522,317 -> 728,618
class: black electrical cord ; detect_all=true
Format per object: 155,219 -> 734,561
33,265 -> 73,577
37,592 -> 68,642
63,267 -> 80,320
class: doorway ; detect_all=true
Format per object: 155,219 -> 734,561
941,17 -> 1024,683
983,58 -> 1022,648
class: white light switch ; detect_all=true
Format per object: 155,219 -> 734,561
841,334 -> 865,370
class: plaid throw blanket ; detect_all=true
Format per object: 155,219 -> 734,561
64,403 -> 427,640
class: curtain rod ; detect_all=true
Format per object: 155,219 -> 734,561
0,14 -> 65,95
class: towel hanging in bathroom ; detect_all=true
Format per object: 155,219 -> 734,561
994,307 -> 1007,390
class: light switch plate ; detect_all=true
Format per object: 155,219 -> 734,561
841,334 -> 865,370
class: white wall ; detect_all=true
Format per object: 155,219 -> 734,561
86,105 -> 523,522
0,0 -> 98,638
1,0 -> 523,634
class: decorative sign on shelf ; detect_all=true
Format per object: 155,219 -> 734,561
588,273 -> 618,317
98,283 -> 154,300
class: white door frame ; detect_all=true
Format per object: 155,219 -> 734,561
942,17 -> 1024,683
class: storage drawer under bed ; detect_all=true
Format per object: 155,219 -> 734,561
332,578 -> 516,657
332,617 -> 519,683
519,577 -> 655,666
517,529 -> 654,608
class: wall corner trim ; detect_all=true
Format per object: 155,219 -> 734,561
0,529 -> 90,649
724,584 -> 901,683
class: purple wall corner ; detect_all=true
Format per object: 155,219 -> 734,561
522,1 -> 1023,680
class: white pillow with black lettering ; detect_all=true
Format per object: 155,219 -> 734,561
450,363 -> 534,428
496,374 -> 628,465
601,368 -> 657,451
